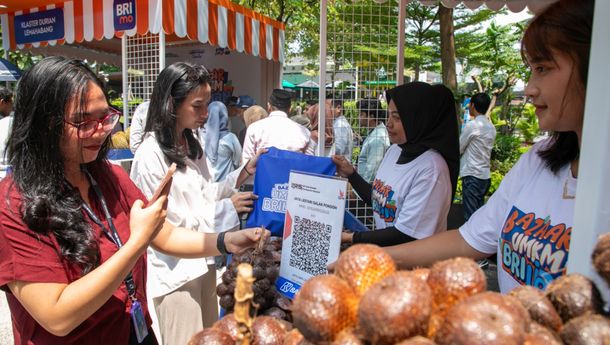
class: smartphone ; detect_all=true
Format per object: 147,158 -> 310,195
146,163 -> 177,207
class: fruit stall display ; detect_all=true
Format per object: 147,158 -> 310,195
189,234 -> 610,344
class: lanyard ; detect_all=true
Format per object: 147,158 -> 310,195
81,168 -> 138,301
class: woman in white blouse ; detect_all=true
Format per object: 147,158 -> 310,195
130,62 -> 263,345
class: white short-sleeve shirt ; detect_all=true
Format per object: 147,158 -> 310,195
459,138 -> 575,293
372,145 -> 451,239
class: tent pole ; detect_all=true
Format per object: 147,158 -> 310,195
121,35 -> 129,128
318,0 -> 328,157
159,31 -> 166,72
568,0 -> 610,303
396,0 -> 406,85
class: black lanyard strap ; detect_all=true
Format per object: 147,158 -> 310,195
81,168 -> 138,300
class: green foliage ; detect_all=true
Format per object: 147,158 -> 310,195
487,170 -> 504,197
454,178 -> 463,203
110,97 -> 144,110
491,134 -> 521,164
516,103 -> 540,144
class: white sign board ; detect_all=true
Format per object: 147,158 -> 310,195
275,171 -> 347,299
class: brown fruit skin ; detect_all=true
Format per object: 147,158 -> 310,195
292,275 -> 359,343
358,271 -> 433,345
410,267 -> 430,283
331,329 -> 365,345
335,244 -> 396,296
426,257 -> 487,338
545,273 -> 604,322
187,328 -> 234,345
560,314 -> 610,345
252,315 -> 288,345
212,313 -> 240,341
283,329 -> 314,345
524,323 -> 562,345
509,285 -> 563,332
395,336 -> 437,345
435,291 -> 531,345
592,232 -> 610,286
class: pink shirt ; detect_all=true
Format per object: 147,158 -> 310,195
241,111 -> 315,162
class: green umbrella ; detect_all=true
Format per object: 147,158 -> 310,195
282,79 -> 296,88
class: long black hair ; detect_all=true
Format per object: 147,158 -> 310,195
145,62 -> 210,169
521,0 -> 593,174
7,56 -> 111,274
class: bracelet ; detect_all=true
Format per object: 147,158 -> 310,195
244,165 -> 253,176
217,232 -> 231,255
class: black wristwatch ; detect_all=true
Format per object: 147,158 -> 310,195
217,232 -> 231,255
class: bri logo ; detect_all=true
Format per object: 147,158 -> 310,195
113,0 -> 136,31
279,281 -> 299,295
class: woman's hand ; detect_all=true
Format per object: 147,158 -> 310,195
245,148 -> 269,176
230,192 -> 257,214
341,231 -> 354,244
331,155 -> 355,178
225,227 -> 270,254
128,196 -> 167,251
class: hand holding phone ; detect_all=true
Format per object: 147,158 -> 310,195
146,163 -> 177,207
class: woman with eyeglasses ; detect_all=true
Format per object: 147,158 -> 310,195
0,56 -> 268,345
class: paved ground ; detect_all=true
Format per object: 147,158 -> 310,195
0,292 -> 13,345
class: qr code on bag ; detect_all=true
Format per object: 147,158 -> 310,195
289,215 -> 332,276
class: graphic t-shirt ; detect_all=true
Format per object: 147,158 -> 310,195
460,138 -> 575,293
371,145 -> 451,239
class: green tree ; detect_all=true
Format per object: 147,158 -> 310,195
462,21 -> 527,122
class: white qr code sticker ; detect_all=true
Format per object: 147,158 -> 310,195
277,171 -> 347,299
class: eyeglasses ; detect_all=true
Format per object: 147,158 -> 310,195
64,109 -> 121,139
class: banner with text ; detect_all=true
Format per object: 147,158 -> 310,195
276,171 -> 346,299
14,8 -> 64,45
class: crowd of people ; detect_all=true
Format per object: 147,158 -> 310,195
0,0 -> 598,343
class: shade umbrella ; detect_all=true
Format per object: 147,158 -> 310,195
296,80 -> 319,89
0,58 -> 22,82
282,79 -> 296,88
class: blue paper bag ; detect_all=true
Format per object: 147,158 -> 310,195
245,147 -> 336,236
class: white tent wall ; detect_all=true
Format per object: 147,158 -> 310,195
568,0 -> 610,303
166,44 -> 280,108
318,0 -> 610,300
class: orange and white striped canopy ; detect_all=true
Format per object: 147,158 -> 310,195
0,0 -> 286,62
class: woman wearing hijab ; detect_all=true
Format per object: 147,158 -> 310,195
305,100 -> 334,155
203,101 -> 242,182
333,82 -> 459,246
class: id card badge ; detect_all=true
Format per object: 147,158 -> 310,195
130,300 -> 148,343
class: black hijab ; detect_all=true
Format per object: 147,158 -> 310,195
385,82 -> 460,199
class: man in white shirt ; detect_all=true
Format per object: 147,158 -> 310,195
242,89 -> 315,162
129,100 -> 150,153
331,99 -> 354,162
459,93 -> 497,221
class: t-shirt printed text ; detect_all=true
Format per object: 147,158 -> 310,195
500,205 -> 571,290
372,178 -> 397,222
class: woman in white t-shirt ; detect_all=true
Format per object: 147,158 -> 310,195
382,0 -> 592,294
333,82 -> 459,246
130,62 -> 264,344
